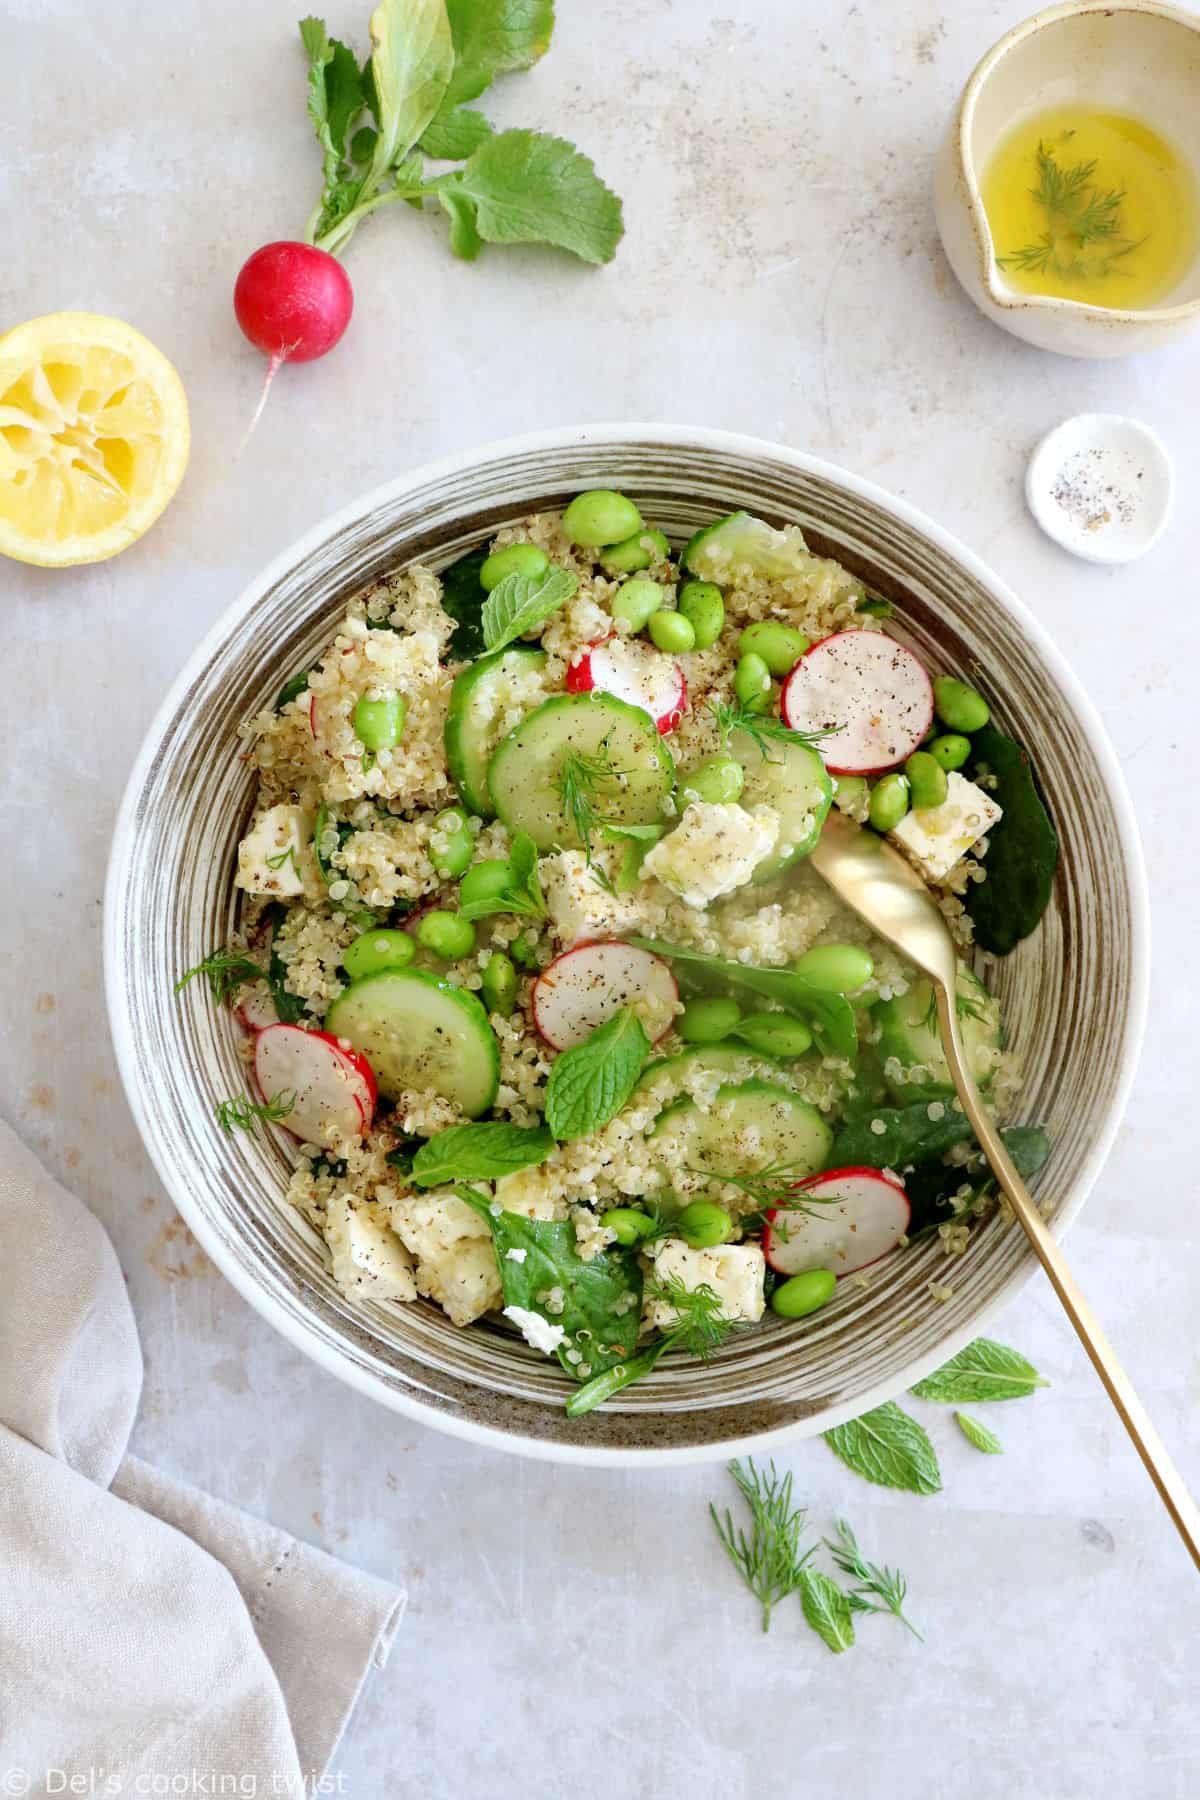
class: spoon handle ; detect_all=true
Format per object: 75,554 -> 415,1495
936,984 -> 1200,1572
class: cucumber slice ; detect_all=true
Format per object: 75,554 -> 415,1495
632,1045 -> 783,1113
731,728 -> 833,882
683,511 -> 810,582
325,970 -> 500,1117
488,692 -> 675,851
876,967 -> 1001,1104
445,647 -> 547,816
649,1078 -> 833,1180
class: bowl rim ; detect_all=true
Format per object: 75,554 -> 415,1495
104,421 -> 1150,1467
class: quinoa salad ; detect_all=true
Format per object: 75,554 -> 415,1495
181,492 -> 1057,1415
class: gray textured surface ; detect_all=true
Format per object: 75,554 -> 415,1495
2,0 -> 1198,1794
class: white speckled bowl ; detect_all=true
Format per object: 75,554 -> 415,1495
104,425 -> 1149,1465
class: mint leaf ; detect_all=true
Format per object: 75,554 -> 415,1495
444,129 -> 624,264
459,830 -> 547,920
544,1007 -> 649,1141
438,545 -> 489,656
459,1190 -> 643,1380
911,1338 -> 1049,1404
420,105 -> 494,160
956,1410 -> 1003,1453
482,565 -> 577,651
411,1121 -> 553,1187
797,1569 -> 856,1654
626,937 -> 857,1060
443,0 -> 555,106
824,1402 -> 942,1495
366,0 -> 455,187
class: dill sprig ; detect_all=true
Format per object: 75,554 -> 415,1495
555,734 -> 631,864
175,948 -> 265,1007
710,1457 -> 815,1632
822,1518 -> 923,1640
692,1161 -> 843,1232
710,698 -> 836,765
215,1090 -> 296,1135
564,1277 -> 743,1416
998,140 -> 1142,281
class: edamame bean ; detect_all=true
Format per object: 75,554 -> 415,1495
735,1013 -> 814,1058
430,808 -> 474,879
480,541 -> 550,591
605,1207 -> 656,1246
343,928 -> 416,980
833,774 -> 868,813
734,650 -> 772,711
677,580 -> 726,650
770,1267 -> 836,1319
562,489 -> 642,548
676,1201 -> 733,1249
680,754 -> 745,806
509,932 -> 540,970
933,675 -> 990,734
794,943 -> 875,993
600,527 -> 670,575
929,732 -> 971,772
481,951 -> 518,1016
352,692 -> 406,751
416,910 -> 476,961
458,859 -> 513,911
678,995 -> 742,1044
738,621 -> 809,677
611,577 -> 664,634
905,749 -> 949,812
868,772 -> 910,833
647,609 -> 696,654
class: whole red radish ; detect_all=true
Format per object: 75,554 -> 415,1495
234,241 -> 353,365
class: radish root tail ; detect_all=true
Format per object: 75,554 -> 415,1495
236,345 -> 297,457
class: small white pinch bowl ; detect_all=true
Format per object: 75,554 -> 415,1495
934,0 -> 1200,358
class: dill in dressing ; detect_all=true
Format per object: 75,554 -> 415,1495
982,107 -> 1197,308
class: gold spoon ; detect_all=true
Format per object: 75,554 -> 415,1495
810,809 -> 1200,1571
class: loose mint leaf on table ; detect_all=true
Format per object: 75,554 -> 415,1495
441,130 -> 625,264
797,1568 -> 856,1654
626,938 -> 857,1061
482,565 -> 578,652
955,1411 -> 1003,1453
824,1402 -> 942,1495
365,0 -> 454,188
420,104 -> 494,159
459,1188 -> 643,1380
544,1007 -> 649,1140
965,723 -> 1059,955
438,545 -> 489,658
442,0 -> 555,106
911,1337 -> 1049,1404
411,1120 -> 553,1187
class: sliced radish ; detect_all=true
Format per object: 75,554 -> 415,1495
532,940 -> 678,1050
254,1023 -> 376,1147
236,979 -> 278,1033
566,635 -> 687,734
780,631 -> 933,775
763,1166 -> 910,1279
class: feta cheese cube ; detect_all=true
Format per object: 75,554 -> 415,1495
541,849 -> 645,946
324,1196 -> 416,1304
503,1305 -> 566,1355
236,803 -> 317,899
890,772 -> 1002,882
640,802 -> 779,908
385,1190 -> 502,1326
647,1238 -> 766,1327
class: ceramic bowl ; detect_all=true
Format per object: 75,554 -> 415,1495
104,425 -> 1148,1466
934,0 -> 1200,357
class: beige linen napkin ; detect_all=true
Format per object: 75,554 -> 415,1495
0,1119 -> 404,1791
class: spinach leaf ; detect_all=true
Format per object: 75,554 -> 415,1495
964,724 -> 1058,954
911,1337 -> 1049,1404
797,1569 -> 856,1653
263,902 -> 306,1025
438,546 -> 490,659
903,1124 -> 1050,1240
823,1402 -> 942,1495
460,1191 -> 643,1380
626,938 -> 857,1061
275,669 -> 311,711
830,1099 -> 972,1171
411,1121 -> 552,1187
955,1411 -> 1003,1453
544,1007 -> 649,1140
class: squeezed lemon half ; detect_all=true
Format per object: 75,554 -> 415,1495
0,312 -> 189,566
